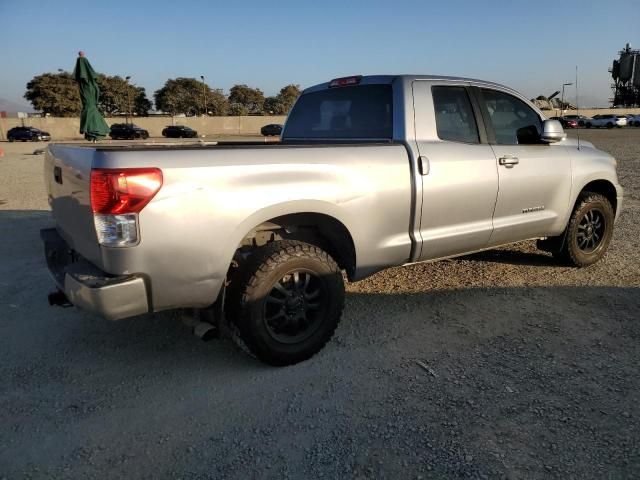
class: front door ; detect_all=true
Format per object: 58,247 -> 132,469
474,87 -> 572,246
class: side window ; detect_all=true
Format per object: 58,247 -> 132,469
481,89 -> 542,145
432,86 -> 479,144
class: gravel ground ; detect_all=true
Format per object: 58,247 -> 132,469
0,130 -> 639,479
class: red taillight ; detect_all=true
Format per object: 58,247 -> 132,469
329,75 -> 362,88
90,168 -> 163,214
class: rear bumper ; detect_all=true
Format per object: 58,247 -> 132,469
41,228 -> 149,320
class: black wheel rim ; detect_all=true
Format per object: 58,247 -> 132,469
262,270 -> 326,344
576,208 -> 606,253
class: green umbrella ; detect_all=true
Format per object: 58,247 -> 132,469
73,52 -> 110,141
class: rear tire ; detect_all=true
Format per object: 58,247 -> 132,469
553,192 -> 615,267
226,240 -> 344,366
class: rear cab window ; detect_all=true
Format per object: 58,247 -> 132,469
431,86 -> 479,144
283,84 -> 393,140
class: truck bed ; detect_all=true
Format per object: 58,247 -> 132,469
44,140 -> 414,314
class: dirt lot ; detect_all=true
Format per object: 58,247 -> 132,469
1,130 -> 639,479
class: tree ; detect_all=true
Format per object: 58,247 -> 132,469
228,103 -> 249,116
154,77 -> 223,116
262,84 -> 301,115
97,75 -> 151,116
263,96 -> 284,115
277,84 -> 301,113
207,89 -> 229,116
228,84 -> 265,115
24,72 -> 81,117
24,71 -> 151,117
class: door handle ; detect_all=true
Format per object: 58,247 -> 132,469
499,156 -> 519,168
418,156 -> 430,175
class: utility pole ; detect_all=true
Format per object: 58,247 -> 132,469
125,76 -> 132,124
200,75 -> 207,116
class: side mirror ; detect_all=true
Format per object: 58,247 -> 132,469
541,119 -> 566,143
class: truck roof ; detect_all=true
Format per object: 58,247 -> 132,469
303,74 -> 513,94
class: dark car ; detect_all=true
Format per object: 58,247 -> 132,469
260,124 -> 283,136
561,114 -> 589,128
549,116 -> 577,129
162,125 -> 198,138
109,123 -> 149,140
7,126 -> 51,142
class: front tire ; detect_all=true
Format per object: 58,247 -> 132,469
586,122 -> 592,129
227,240 -> 345,366
554,192 -> 615,267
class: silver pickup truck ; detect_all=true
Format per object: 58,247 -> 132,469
42,75 -> 623,365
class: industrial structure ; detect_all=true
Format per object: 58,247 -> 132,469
531,91 -> 576,112
610,43 -> 640,107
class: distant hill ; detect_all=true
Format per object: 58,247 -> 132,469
0,97 -> 34,113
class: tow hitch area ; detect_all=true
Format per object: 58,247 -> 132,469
48,290 -> 72,308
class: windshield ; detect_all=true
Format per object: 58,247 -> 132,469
283,84 -> 393,140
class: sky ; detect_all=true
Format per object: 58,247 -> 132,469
1,0 -> 639,110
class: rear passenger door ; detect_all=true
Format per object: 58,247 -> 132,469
473,87 -> 572,246
413,82 -> 499,261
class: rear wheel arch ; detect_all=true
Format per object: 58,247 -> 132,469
236,212 -> 357,279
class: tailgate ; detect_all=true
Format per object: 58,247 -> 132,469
45,145 -> 102,265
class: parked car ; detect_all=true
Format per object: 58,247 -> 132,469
584,114 -> 626,129
549,116 -> 577,129
626,114 -> 640,126
42,74 -> 623,366
162,125 -> 198,138
261,124 -> 283,136
109,123 -> 149,140
616,116 -> 628,127
561,114 -> 589,127
7,126 -> 51,142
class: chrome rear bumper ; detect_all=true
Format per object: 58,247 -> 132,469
41,228 -> 149,320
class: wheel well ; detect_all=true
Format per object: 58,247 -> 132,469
239,213 -> 357,279
580,180 -> 618,214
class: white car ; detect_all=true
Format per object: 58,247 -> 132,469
616,116 -> 628,127
584,114 -> 626,128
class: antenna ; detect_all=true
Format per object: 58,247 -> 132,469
576,65 -> 580,150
